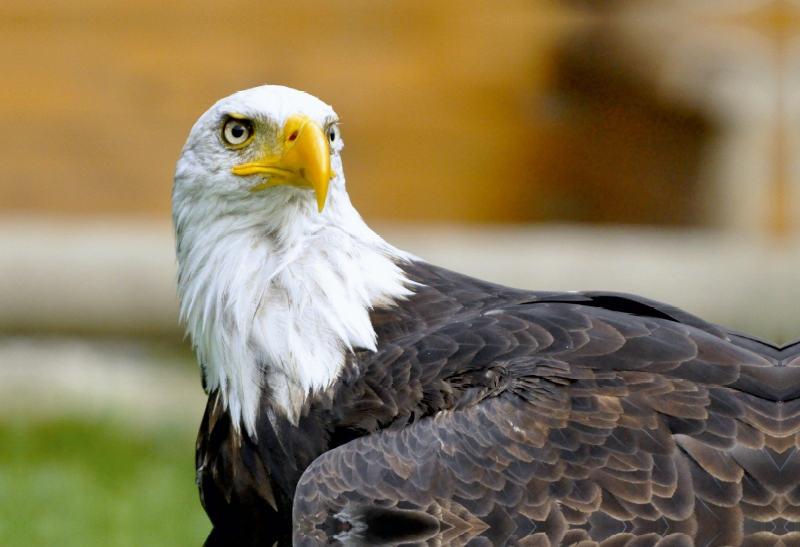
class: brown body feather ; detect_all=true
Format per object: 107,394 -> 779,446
197,261 -> 800,547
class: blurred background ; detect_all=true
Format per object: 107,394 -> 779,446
1,0 -> 799,545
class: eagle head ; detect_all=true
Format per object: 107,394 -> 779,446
172,86 -> 411,435
174,85 -> 343,225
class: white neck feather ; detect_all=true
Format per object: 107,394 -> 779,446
174,186 -> 413,436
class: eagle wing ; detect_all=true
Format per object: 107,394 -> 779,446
293,269 -> 795,547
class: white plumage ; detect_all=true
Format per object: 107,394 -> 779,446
173,86 -> 413,434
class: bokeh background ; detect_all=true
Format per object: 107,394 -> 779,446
2,0 -> 800,545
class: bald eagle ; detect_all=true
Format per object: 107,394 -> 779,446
173,86 -> 796,547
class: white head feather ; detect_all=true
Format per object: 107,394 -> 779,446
173,86 -> 413,436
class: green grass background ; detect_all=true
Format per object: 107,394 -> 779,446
0,418 -> 211,547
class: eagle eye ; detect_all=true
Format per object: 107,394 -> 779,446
222,117 -> 254,148
327,123 -> 340,147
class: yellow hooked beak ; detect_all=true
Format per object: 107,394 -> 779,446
231,114 -> 331,212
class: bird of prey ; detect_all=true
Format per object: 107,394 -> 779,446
173,86 -> 799,547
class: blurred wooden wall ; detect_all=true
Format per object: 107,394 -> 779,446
0,0 -> 716,224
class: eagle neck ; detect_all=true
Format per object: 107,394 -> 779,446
176,189 -> 413,436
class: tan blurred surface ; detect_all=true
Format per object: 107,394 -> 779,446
0,216 -> 793,341
0,335 -> 203,424
2,1 -> 798,230
0,0 -> 586,223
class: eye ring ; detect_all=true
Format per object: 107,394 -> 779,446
221,116 -> 254,148
326,123 -> 341,147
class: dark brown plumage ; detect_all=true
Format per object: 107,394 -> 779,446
197,261 -> 798,547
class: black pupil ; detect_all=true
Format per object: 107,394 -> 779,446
231,124 -> 244,139
329,129 -> 335,141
